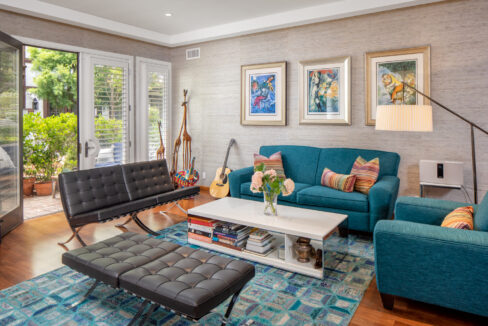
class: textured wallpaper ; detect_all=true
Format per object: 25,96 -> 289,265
170,0 -> 488,201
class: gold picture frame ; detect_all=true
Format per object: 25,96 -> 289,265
365,46 -> 430,126
299,56 -> 351,125
241,62 -> 286,126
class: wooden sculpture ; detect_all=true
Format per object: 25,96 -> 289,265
156,120 -> 165,160
170,89 -> 192,185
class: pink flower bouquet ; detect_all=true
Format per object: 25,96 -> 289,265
250,163 -> 295,215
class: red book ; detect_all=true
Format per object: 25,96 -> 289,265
188,232 -> 212,243
189,217 -> 217,227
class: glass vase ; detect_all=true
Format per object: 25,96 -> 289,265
263,190 -> 278,216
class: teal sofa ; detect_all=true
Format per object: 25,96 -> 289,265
229,145 -> 400,233
374,194 -> 488,317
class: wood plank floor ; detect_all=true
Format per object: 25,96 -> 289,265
0,190 -> 486,325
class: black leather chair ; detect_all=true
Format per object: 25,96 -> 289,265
58,159 -> 199,246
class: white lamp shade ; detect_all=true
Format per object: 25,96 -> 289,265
375,105 -> 433,132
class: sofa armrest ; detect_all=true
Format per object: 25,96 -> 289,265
395,196 -> 473,226
229,166 -> 254,198
374,220 -> 488,317
368,176 -> 400,231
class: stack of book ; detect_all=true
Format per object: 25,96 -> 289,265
212,222 -> 252,251
187,217 -> 217,244
245,229 -> 275,256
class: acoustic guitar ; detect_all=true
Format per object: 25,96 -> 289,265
210,139 -> 236,198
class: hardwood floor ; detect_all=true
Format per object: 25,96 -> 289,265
0,190 -> 486,325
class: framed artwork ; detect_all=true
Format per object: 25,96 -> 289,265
241,62 -> 286,126
365,46 -> 430,125
299,56 -> 351,125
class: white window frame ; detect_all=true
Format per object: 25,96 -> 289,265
135,57 -> 171,162
14,36 -> 135,169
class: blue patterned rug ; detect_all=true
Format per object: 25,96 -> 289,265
0,222 -> 374,325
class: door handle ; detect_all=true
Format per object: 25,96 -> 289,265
84,139 -> 100,158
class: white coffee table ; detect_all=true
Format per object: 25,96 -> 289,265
187,197 -> 348,278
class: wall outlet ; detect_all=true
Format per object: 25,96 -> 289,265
202,171 -> 206,179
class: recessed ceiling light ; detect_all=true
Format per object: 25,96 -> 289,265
165,13 -> 172,17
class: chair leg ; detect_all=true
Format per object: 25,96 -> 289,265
67,280 -> 100,309
159,201 -> 188,217
58,226 -> 87,247
221,287 -> 243,326
380,292 -> 394,310
127,300 -> 150,326
115,215 -> 134,228
132,213 -> 160,236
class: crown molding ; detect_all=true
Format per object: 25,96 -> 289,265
0,0 -> 444,48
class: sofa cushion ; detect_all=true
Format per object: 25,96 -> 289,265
121,160 -> 174,201
474,194 -> 488,231
320,168 -> 356,192
254,151 -> 285,179
241,181 -> 312,203
297,186 -> 369,212
315,148 -> 400,185
441,206 -> 474,230
259,145 -> 321,184
350,156 -> 380,194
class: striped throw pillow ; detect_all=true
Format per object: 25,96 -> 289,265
441,206 -> 474,230
254,151 -> 285,179
350,156 -> 380,194
321,168 -> 357,193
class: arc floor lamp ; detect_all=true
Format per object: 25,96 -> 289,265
376,81 -> 488,204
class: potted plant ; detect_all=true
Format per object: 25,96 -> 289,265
250,163 -> 295,216
23,112 -> 77,196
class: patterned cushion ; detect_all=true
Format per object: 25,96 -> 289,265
350,156 -> 380,194
254,151 -> 285,179
320,168 -> 356,193
441,206 -> 474,230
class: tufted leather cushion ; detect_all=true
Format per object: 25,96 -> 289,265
119,246 -> 255,319
59,165 -> 130,217
62,232 -> 180,287
121,160 -> 174,201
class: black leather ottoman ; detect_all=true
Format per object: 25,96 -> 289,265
62,232 -> 255,325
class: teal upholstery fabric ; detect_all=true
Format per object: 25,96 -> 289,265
229,145 -> 401,232
297,186 -> 369,212
314,148 -> 400,184
374,219 -> 488,317
368,176 -> 400,232
259,145 -> 321,184
395,196 -> 471,226
474,193 -> 488,231
229,166 -> 253,198
240,182 -> 312,203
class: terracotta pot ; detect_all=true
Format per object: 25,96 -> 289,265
34,181 -> 53,196
23,177 -> 36,196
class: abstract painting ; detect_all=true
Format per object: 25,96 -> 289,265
241,62 -> 286,125
366,46 -> 430,125
299,57 -> 351,125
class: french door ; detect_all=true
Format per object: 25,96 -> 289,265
79,54 -> 133,170
135,57 -> 171,161
0,31 -> 23,236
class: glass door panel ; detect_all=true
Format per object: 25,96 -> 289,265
0,33 -> 22,236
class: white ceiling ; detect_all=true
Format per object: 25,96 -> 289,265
0,0 -> 444,47
39,0 -> 339,35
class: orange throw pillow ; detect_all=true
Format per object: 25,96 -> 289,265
441,206 -> 474,230
253,152 -> 285,179
350,156 -> 380,194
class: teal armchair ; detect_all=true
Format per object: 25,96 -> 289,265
374,194 -> 488,317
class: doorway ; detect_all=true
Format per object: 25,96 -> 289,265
22,46 -> 79,219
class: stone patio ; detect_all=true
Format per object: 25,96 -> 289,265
23,193 -> 63,220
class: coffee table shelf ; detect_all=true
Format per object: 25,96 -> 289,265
188,197 -> 348,279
